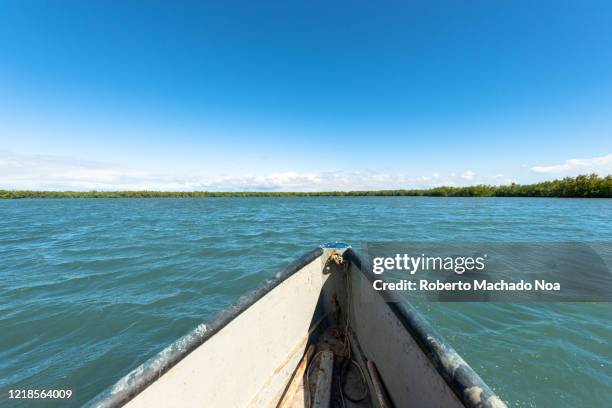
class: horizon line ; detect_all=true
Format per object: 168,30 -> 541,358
2,174 -> 611,198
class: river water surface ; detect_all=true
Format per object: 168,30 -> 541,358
1,197 -> 611,407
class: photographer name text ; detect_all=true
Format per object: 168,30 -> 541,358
373,279 -> 561,292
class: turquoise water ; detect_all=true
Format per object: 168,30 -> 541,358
1,197 -> 611,407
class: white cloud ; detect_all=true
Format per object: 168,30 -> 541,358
0,151 -> 511,191
461,170 -> 476,180
531,153 -> 612,175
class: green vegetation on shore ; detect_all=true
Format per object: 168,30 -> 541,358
1,174 -> 611,199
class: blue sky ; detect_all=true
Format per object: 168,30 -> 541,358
1,1 -> 611,190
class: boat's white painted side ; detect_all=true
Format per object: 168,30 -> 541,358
124,255 -> 332,408
349,264 -> 463,408
344,250 -> 507,408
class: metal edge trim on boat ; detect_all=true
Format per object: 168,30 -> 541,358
85,247 -> 324,408
344,248 -> 506,408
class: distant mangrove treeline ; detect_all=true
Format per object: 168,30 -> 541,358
1,174 -> 611,199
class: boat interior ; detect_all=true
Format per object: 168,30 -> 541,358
275,250 -> 376,408
87,245 -> 506,408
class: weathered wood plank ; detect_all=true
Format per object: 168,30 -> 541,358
367,360 -> 392,408
312,351 -> 334,408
